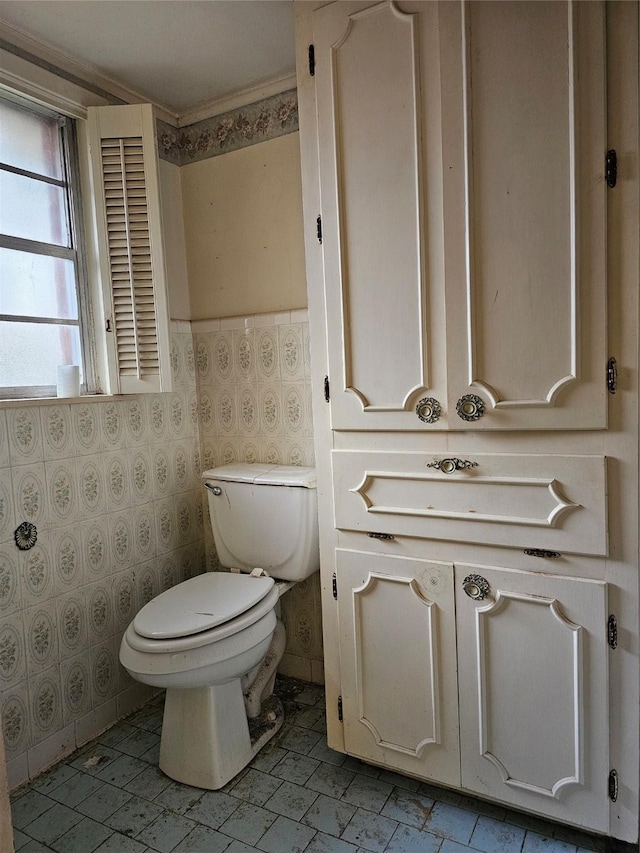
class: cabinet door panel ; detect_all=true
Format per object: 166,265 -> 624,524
333,450 -> 608,556
456,564 -> 608,832
441,1 -> 606,429
313,1 -> 446,430
337,549 -> 460,785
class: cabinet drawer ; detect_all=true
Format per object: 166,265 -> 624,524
332,451 -> 607,556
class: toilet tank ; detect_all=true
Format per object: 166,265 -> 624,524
202,464 -> 320,582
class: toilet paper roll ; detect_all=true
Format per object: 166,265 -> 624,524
57,365 -> 80,398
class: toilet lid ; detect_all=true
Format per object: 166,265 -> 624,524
133,573 -> 275,640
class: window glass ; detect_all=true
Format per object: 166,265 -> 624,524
0,320 -> 81,388
0,248 -> 78,319
0,94 -> 87,397
0,171 -> 70,246
0,99 -> 63,179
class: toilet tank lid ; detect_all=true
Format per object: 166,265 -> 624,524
133,573 -> 275,639
202,463 -> 317,489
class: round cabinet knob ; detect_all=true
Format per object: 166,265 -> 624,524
456,394 -> 485,422
416,397 -> 442,424
462,574 -> 490,600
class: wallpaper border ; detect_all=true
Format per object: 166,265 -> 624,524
157,89 -> 298,166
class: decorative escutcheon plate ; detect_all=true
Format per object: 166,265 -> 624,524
14,521 -> 37,551
462,573 -> 490,600
456,394 -> 485,422
416,397 -> 441,424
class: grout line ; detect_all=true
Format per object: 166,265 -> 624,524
10,677 -> 609,853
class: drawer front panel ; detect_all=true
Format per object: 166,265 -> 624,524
333,451 -> 607,556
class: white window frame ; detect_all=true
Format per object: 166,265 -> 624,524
0,83 -> 172,400
0,92 -> 95,398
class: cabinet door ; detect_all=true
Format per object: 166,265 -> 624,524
336,549 -> 460,785
441,1 -> 607,430
456,564 -> 609,833
313,1 -> 448,430
314,0 -> 607,432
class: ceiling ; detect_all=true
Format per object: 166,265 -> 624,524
0,1 -> 297,117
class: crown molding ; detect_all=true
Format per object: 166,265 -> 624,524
176,71 -> 298,128
0,19 -> 298,130
0,46 -> 95,118
0,21 -> 178,125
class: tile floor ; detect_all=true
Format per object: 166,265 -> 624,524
9,678 -> 629,853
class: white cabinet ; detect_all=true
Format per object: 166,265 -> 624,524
336,550 -> 609,833
312,0 -> 607,431
456,563 -> 609,832
336,549 -> 460,785
295,0 -> 639,842
332,450 -> 608,556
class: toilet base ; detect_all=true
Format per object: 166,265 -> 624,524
248,694 -> 284,751
159,680 -> 284,790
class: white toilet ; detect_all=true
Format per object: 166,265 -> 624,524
119,463 -> 319,789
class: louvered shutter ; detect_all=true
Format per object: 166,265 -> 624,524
88,104 -> 172,394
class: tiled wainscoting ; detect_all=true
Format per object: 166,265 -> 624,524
0,326 -> 204,790
193,310 -> 323,683
10,678 -> 617,853
1,312 -> 324,791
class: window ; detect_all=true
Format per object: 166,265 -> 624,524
0,94 -> 92,398
0,96 -> 172,399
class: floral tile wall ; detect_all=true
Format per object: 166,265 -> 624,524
0,325 -> 205,789
0,313 -> 324,790
193,310 -> 324,683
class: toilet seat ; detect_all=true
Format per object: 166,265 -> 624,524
134,573 -> 275,639
126,574 -> 279,655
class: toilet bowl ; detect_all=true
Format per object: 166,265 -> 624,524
119,463 -> 319,789
120,572 -> 284,789
120,573 -> 280,689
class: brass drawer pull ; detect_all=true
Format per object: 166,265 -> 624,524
426,457 -> 478,474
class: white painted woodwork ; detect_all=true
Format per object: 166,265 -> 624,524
336,549 -> 460,784
333,451 -> 607,555
313,0 -> 447,430
296,0 -> 639,841
456,564 -> 608,832
88,104 -> 173,395
314,0 -> 606,430
441,0 -> 607,429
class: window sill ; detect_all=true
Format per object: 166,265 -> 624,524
0,394 -> 124,409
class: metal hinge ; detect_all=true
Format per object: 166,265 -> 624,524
338,695 -> 343,721
324,375 -> 330,402
605,149 -> 617,188
607,358 -> 617,394
308,44 -> 315,76
105,318 -> 112,333
608,614 -> 618,649
316,215 -> 323,244
609,769 -> 619,802
332,573 -> 338,600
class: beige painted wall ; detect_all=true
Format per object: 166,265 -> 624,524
181,133 -> 307,319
